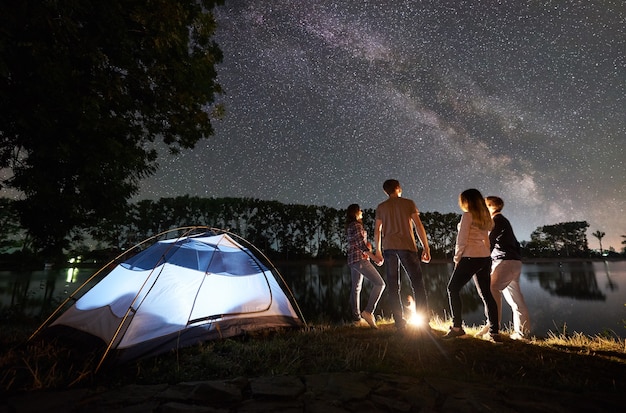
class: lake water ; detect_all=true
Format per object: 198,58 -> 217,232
277,260 -> 626,339
1,260 -> 625,339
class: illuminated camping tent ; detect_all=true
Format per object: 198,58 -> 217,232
35,228 -> 304,370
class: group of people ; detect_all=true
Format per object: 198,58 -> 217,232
345,179 -> 531,342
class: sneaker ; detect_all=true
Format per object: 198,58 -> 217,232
361,311 -> 378,329
352,318 -> 367,327
483,332 -> 503,344
509,332 -> 528,342
442,326 -> 466,339
475,324 -> 489,338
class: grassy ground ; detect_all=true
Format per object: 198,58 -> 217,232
1,316 -> 625,396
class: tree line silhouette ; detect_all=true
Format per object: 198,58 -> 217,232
1,196 -> 618,268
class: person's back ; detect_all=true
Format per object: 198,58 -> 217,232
485,196 -> 530,340
373,179 -> 431,330
454,212 -> 491,263
444,188 -> 499,341
490,214 -> 522,261
376,196 -> 418,251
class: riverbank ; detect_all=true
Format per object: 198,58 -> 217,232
2,321 -> 625,412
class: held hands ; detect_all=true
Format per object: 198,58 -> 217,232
371,251 -> 384,266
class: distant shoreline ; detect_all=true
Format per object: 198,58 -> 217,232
274,256 -> 625,267
0,256 -> 622,272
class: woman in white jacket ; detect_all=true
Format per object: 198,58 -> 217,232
443,189 -> 501,342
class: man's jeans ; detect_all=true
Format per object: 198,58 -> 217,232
383,249 -> 428,327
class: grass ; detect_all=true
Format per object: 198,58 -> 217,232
1,316 -> 625,397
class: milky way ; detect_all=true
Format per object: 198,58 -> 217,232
138,0 -> 626,250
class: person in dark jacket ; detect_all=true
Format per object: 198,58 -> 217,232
476,196 -> 531,340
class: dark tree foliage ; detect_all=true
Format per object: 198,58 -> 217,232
83,197 -> 468,261
0,1 -> 224,261
0,198 -> 24,251
591,230 -> 605,256
524,221 -> 590,258
420,211 -> 460,259
0,196 -> 609,264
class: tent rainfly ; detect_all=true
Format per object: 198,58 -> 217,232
32,228 -> 304,370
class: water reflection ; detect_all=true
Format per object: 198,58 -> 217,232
279,260 -> 626,339
525,261 -> 605,300
0,267 -> 97,318
604,261 -> 619,292
1,260 -> 625,339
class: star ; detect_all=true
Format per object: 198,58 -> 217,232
138,0 -> 626,250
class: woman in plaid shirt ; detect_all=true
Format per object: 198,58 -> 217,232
346,204 -> 385,328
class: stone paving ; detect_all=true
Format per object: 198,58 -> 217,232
3,371 -> 625,412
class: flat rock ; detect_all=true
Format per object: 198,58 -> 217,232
4,373 -> 625,412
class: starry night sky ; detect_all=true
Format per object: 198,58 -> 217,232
138,0 -> 625,250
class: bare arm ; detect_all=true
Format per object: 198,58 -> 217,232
374,218 -> 384,263
411,212 -> 431,263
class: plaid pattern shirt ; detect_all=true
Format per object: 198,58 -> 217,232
347,221 -> 370,265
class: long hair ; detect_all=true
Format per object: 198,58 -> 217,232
459,189 -> 493,231
345,204 -> 361,229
